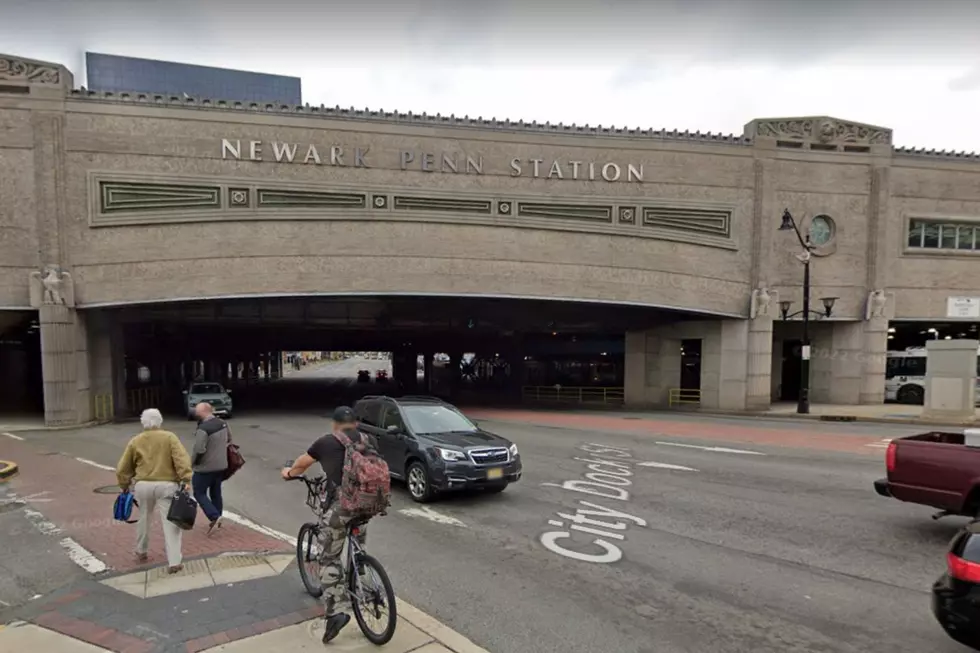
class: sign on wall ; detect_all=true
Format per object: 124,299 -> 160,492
947,297 -> 980,318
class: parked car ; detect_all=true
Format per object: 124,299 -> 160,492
353,395 -> 522,503
874,430 -> 980,519
375,370 -> 388,382
183,382 -> 233,419
933,522 -> 980,650
357,370 -> 371,383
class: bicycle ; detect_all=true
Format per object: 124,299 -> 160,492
287,472 -> 397,645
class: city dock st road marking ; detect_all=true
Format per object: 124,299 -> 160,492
654,441 -> 767,456
540,443 -> 648,564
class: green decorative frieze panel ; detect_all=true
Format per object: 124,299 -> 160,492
99,181 -> 221,214
517,202 -> 613,222
392,196 -> 492,214
256,189 -> 366,208
642,206 -> 731,237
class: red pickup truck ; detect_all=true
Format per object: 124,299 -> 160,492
876,430 -> 980,519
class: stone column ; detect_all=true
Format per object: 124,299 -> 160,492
624,328 -> 681,407
747,287 -> 774,410
746,316 -> 773,410
810,322 -> 864,405
39,304 -> 80,426
861,317 -> 889,404
701,320 -> 749,410
423,353 -> 434,393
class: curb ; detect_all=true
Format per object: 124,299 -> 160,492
679,408 -> 977,427
0,460 -> 19,481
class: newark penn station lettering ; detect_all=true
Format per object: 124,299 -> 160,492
219,138 -> 644,183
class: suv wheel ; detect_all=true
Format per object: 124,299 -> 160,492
406,461 -> 434,503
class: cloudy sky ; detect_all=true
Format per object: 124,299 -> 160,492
4,0 -> 980,151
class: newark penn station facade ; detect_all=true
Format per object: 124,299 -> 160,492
2,52 -> 980,427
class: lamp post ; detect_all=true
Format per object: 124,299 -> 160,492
778,209 -> 838,414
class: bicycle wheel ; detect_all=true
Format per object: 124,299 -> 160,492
296,522 -> 323,598
350,553 -> 397,645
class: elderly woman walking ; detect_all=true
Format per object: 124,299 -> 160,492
116,408 -> 193,573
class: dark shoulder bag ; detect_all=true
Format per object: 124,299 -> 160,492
223,423 -> 245,481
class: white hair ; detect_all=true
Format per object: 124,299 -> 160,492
140,408 -> 163,430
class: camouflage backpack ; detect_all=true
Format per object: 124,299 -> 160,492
332,430 -> 391,518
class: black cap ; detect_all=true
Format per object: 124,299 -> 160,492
332,406 -> 356,423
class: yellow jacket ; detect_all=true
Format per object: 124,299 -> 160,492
116,429 -> 193,489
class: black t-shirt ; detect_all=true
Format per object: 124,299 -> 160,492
307,428 -> 366,486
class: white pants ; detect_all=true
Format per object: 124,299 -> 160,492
133,481 -> 183,567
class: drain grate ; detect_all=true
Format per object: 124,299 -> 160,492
94,485 -> 120,494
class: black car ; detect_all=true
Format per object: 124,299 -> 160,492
933,521 -> 980,650
353,395 -> 522,503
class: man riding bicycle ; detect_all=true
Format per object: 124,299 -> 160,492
282,406 -> 378,643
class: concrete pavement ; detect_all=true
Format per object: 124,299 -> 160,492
4,403 -> 971,653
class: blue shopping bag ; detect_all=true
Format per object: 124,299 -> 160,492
113,491 -> 138,523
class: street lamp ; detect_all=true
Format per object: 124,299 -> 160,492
778,209 -> 838,415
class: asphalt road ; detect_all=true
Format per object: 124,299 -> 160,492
7,358 -> 972,653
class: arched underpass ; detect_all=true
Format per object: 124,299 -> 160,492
110,295 -> 715,418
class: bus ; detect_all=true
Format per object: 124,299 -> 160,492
885,347 -> 980,405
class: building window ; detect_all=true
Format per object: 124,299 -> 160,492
908,219 -> 980,251
808,215 -> 834,247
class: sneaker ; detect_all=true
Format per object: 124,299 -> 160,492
322,613 -> 350,643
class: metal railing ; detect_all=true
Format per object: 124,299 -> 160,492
522,386 -> 625,406
93,393 -> 114,423
668,388 -> 702,407
127,386 -> 162,415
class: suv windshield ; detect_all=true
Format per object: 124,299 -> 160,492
402,405 -> 477,435
190,384 -> 224,394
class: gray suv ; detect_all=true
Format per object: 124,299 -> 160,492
353,395 -> 522,503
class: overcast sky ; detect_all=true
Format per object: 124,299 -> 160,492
4,0 -> 980,151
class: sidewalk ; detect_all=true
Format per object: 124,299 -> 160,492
0,553 -> 483,653
0,434 -> 490,653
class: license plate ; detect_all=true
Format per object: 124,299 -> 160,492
487,468 -> 503,480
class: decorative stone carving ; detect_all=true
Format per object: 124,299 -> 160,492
30,266 -> 74,308
745,116 -> 892,146
865,289 -> 888,320
0,55 -> 61,85
750,286 -> 777,319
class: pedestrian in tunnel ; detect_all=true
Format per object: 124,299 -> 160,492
191,402 -> 230,535
116,408 -> 192,573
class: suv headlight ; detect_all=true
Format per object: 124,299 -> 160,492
436,447 -> 467,462
509,443 -> 519,457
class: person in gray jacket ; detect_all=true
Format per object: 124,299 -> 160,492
191,402 -> 230,535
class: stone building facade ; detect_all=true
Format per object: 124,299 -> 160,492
2,53 -> 980,425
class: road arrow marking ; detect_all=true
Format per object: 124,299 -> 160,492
654,442 -> 766,456
399,506 -> 467,528
636,461 -> 699,472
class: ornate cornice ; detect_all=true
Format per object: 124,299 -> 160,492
66,89 -> 753,145
892,146 -> 980,161
0,54 -> 64,86
745,116 -> 892,146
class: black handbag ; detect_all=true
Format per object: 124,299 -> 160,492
167,487 -> 198,531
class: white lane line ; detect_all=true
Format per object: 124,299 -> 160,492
654,441 -> 766,456
59,537 -> 108,574
221,511 -> 297,546
399,506 -> 468,528
76,457 -> 115,472
865,443 -> 890,449
635,461 -> 699,472
2,432 -> 24,441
